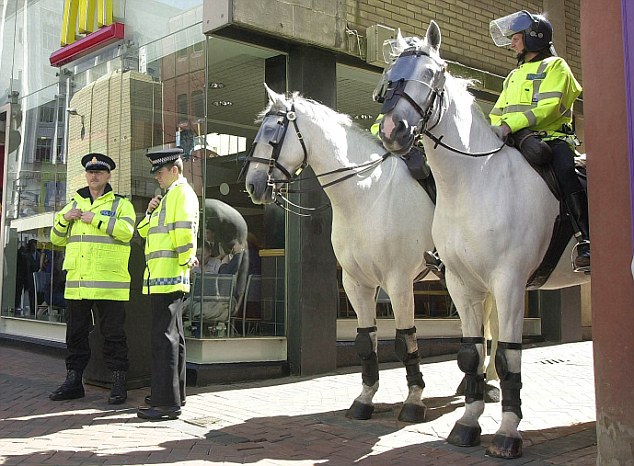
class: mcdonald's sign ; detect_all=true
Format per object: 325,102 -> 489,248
49,0 -> 124,67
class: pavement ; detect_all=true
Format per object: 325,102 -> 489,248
0,340 -> 597,465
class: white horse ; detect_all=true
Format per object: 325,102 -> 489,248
244,85 -> 438,423
376,23 -> 590,458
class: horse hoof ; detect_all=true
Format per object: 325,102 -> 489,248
447,422 -> 481,447
485,383 -> 501,403
485,434 -> 523,459
398,403 -> 426,423
345,401 -> 374,420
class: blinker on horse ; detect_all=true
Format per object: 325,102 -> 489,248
376,22 -> 590,459
244,84 -> 436,423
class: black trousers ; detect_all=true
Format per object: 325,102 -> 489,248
548,139 -> 584,197
65,299 -> 129,372
150,292 -> 186,407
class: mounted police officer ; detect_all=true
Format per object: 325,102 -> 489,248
136,148 -> 199,421
49,153 -> 135,404
489,11 -> 590,272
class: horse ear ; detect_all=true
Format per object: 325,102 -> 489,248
396,28 -> 406,47
426,20 -> 441,52
264,83 -> 279,103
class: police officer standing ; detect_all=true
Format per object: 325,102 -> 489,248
136,148 -> 199,421
49,153 -> 135,404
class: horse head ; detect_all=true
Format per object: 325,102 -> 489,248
375,21 -> 446,155
244,85 -> 308,205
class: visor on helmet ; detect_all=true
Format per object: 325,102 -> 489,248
489,10 -> 536,47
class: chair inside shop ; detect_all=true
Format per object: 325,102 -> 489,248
189,273 -> 238,337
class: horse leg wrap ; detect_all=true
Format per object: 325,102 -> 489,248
395,327 -> 424,388
457,337 -> 485,403
356,327 -> 379,387
495,341 -> 523,419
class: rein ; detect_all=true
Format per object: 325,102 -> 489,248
381,48 -> 507,158
415,84 -> 506,157
244,102 -> 391,216
421,127 -> 507,157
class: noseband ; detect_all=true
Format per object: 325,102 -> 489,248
241,101 -> 391,214
378,49 -> 506,157
378,49 -> 446,133
241,104 -> 308,190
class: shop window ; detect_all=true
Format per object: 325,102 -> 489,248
35,138 -> 53,163
39,106 -> 55,123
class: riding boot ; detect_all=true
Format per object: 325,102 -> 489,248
49,369 -> 85,401
565,190 -> 590,272
108,370 -> 127,405
424,249 -> 445,281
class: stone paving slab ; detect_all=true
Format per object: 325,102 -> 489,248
0,340 -> 596,465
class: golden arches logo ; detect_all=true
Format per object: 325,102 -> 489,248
61,0 -> 113,46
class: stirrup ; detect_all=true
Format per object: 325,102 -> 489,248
571,241 -> 591,274
424,250 -> 445,280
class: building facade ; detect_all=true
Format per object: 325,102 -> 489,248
0,0 -> 584,380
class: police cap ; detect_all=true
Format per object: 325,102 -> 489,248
146,148 -> 183,174
81,153 -> 115,172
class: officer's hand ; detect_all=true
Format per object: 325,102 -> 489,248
147,195 -> 162,214
490,123 -> 511,140
188,256 -> 199,269
63,208 -> 82,222
80,211 -> 95,223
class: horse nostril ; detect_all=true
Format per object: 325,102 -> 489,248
396,119 -> 410,135
246,183 -> 255,195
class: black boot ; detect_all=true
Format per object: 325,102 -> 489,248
565,191 -> 591,272
50,369 -> 85,401
108,370 -> 127,405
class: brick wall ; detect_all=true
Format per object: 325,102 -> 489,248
345,0 -> 581,81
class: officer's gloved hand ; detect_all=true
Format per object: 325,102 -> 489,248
490,124 -> 511,141
511,128 -> 553,165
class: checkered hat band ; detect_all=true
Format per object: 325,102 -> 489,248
152,155 -> 180,165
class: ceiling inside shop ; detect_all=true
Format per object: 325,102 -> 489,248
203,52 -> 382,138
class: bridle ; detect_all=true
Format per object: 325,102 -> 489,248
378,48 -> 506,158
241,101 -> 390,216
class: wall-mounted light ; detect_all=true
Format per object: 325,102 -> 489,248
67,107 -> 85,139
212,100 -> 233,107
354,114 -> 374,120
209,82 -> 225,89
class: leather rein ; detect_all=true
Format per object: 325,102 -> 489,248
242,103 -> 390,216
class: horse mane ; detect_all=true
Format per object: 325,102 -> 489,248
257,92 -> 379,146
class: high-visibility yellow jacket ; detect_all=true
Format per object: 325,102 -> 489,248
490,56 -> 582,141
137,177 -> 199,295
50,185 -> 135,301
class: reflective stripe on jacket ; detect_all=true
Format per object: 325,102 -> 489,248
490,56 -> 582,139
137,177 -> 199,295
50,186 -> 135,301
